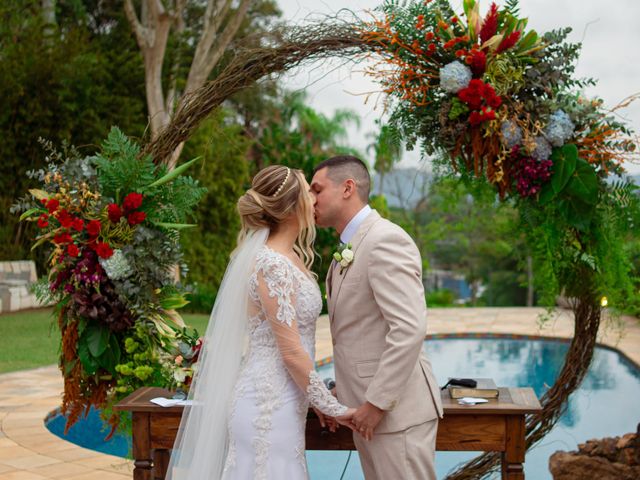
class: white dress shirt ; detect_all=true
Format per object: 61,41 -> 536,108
340,205 -> 372,244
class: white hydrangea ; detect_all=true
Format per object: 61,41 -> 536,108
544,110 -> 575,147
501,120 -> 523,148
99,249 -> 133,280
532,136 -> 553,161
439,61 -> 472,93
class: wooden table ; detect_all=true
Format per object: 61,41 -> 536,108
114,386 -> 541,480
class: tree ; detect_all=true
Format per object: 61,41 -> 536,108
180,110 -> 250,307
123,0 -> 279,168
367,121 -> 402,195
389,175 -> 528,306
1,0 -> 146,265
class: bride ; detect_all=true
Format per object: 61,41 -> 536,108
167,165 -> 356,479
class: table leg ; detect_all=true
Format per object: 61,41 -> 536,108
153,449 -> 170,480
501,415 -> 525,480
132,412 -> 152,480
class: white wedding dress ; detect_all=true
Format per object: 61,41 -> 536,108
221,246 -> 348,480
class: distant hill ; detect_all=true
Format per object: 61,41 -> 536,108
371,168 -> 432,208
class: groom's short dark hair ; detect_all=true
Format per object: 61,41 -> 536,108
313,155 -> 370,202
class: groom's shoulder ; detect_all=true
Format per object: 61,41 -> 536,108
368,215 -> 415,246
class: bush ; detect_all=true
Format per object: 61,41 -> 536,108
180,112 -> 250,294
426,289 -> 456,307
183,284 -> 217,314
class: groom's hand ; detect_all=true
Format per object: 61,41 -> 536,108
352,402 -> 384,441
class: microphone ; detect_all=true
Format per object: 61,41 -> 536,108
323,378 -> 336,390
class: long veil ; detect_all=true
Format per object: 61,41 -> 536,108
166,228 -> 269,479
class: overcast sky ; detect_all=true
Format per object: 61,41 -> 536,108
276,0 -> 640,174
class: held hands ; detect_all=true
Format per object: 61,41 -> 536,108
337,402 -> 384,441
313,407 -> 340,433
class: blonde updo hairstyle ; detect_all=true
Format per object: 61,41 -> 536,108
237,165 -> 316,272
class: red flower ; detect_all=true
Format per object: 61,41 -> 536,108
467,79 -> 484,92
108,203 -> 123,223
46,198 -> 60,213
469,49 -> 487,76
56,209 -> 73,228
425,32 -> 434,41
123,192 -> 143,212
40,199 -> 47,206
444,39 -> 457,49
458,79 -> 502,126
95,242 -> 114,259
71,218 -> 84,232
487,94 -> 502,109
67,244 -> 80,257
127,211 -> 146,226
37,214 -> 49,228
458,89 -> 483,110
53,233 -> 73,244
469,107 -> 497,126
86,219 -> 101,237
497,30 -> 521,54
480,3 -> 499,44
428,43 -> 436,53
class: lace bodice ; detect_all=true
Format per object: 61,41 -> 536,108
244,246 -> 347,417
246,247 -> 319,357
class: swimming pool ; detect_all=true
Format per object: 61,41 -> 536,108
46,336 -> 640,479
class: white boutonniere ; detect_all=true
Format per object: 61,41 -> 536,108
333,243 -> 354,274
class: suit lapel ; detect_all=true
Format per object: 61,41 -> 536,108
329,210 -> 381,320
326,259 -> 336,299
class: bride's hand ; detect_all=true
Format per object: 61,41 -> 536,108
335,408 -> 357,431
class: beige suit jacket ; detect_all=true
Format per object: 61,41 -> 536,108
327,210 -> 443,434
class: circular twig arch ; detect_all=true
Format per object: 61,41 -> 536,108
143,21 -> 604,480
144,23 -> 368,163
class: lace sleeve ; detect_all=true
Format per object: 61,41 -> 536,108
257,252 -> 296,327
307,371 -> 348,416
256,252 -> 349,416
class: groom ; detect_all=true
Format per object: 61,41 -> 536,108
310,155 -> 443,479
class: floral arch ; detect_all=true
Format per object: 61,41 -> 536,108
17,1 -> 638,479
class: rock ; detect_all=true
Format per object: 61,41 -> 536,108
549,452 -> 640,480
550,428 -> 640,479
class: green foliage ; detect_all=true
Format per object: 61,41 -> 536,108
0,0 -> 145,267
258,90 -> 361,173
180,111 -> 251,301
426,289 -> 456,307
517,174 -> 639,310
370,194 -> 391,219
113,322 -> 170,396
93,127 -> 207,227
539,144 -> 599,232
393,175 -> 528,306
93,128 -> 156,201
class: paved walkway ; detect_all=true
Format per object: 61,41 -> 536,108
1,307 -> 638,479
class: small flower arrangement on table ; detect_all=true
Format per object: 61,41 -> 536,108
12,127 -> 207,434
165,328 -> 204,399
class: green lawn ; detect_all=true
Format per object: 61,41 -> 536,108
0,308 -> 210,374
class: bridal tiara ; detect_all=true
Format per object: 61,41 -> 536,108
272,167 -> 290,196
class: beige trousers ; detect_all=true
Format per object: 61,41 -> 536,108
353,419 -> 438,480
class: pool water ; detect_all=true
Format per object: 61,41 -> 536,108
46,337 -> 640,479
